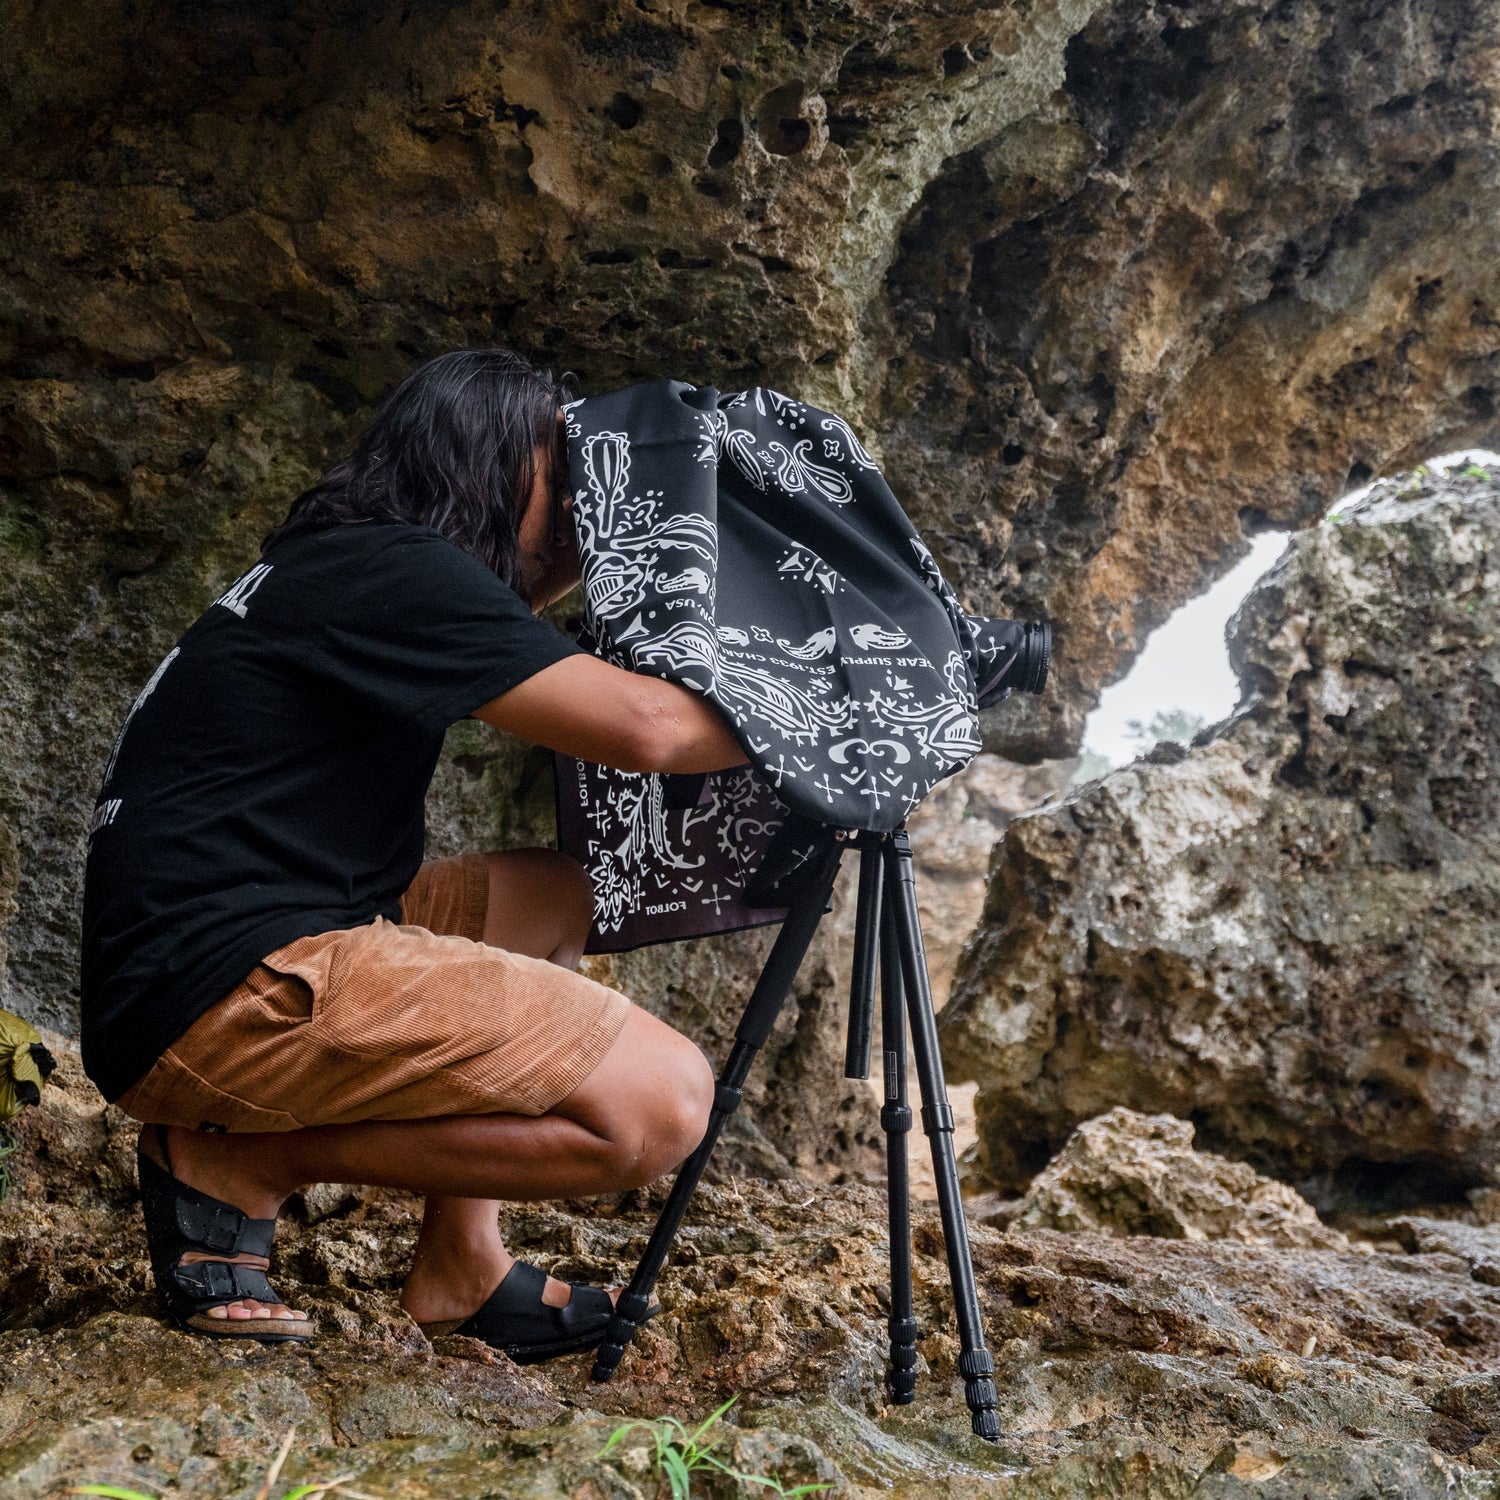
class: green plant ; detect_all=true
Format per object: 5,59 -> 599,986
0,1125 -> 15,1204
73,1427 -> 377,1500
599,1397 -> 832,1500
1462,463 -> 1491,479
1123,707 -> 1206,755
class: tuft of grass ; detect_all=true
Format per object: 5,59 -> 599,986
0,1126 -> 15,1204
73,1427 -> 379,1500
599,1397 -> 832,1500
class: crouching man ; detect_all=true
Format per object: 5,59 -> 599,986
81,349 -> 745,1360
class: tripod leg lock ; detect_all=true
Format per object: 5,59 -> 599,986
713,1082 -> 743,1115
879,1102 -> 912,1133
920,1101 -> 955,1135
615,1291 -> 656,1324
889,1314 -> 919,1348
589,1290 -> 659,1383
957,1349 -> 1000,1435
887,1315 -> 920,1404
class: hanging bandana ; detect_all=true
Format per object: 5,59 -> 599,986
556,380 -> 1042,952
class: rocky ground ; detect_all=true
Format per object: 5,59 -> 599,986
7,1037 -> 1500,1498
7,7 -> 1500,1492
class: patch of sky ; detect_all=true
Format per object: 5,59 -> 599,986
1074,450 -> 1499,778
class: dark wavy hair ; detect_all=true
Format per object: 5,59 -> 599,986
262,348 -> 570,593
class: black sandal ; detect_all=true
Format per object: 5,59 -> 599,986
136,1124 -> 314,1344
419,1260 -> 657,1365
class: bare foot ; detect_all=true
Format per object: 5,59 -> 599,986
140,1124 -> 308,1324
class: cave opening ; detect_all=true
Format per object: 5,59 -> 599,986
1075,449 -> 1499,778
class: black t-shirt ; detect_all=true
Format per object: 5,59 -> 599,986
80,522 -> 582,1101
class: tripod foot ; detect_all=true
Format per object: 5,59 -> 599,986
959,1349 -> 1001,1440
590,1290 -> 656,1383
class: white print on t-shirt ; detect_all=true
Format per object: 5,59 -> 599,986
90,799 -> 122,835
99,646 -> 180,792
215,562 -> 274,618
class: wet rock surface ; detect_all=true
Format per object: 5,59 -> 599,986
6,7 -> 1500,1487
1000,1107 -> 1348,1248
6,1035 -> 1500,1496
942,469 -> 1500,1197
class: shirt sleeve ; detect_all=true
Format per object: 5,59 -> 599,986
318,529 -> 583,732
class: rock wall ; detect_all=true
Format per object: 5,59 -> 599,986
941,469 -> 1500,1201
4,1 -> 1500,1172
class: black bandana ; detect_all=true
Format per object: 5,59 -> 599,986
556,380 -> 1027,951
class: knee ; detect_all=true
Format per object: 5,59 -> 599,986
664,1042 -> 715,1163
614,1042 -> 715,1189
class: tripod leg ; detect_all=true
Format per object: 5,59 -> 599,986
843,837 -> 882,1081
591,834 -> 845,1383
883,830 -> 1001,1442
878,887 -> 918,1405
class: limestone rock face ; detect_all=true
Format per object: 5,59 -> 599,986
904,754 -> 1076,1009
1004,1106 -> 1348,1248
877,0 -> 1500,760
941,469 -> 1500,1197
5,0 -> 1500,1181
8,1032 -> 1500,1497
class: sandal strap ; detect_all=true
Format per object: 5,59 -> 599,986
171,1259 -> 280,1307
138,1138 -> 276,1260
169,1180 -> 276,1259
456,1260 -> 615,1346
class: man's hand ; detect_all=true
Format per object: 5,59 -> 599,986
473,655 -> 750,775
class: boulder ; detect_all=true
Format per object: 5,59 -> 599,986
1003,1106 -> 1347,1248
904,754 -> 1077,1010
941,469 -> 1500,1199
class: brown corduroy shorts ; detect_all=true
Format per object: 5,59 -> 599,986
118,852 -> 632,1132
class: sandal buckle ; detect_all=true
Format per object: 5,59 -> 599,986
202,1203 -> 247,1252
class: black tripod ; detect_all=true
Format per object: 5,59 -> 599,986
590,826 -> 1001,1442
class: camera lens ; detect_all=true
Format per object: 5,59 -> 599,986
969,617 -> 1051,706
1017,621 -> 1051,696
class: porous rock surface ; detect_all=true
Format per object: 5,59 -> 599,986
7,1035 -> 1500,1497
4,3 -> 1500,1187
941,468 -> 1500,1198
1002,1106 -> 1348,1248
904,754 -> 1076,1011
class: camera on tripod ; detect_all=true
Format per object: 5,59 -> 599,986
556,378 -> 1052,1442
972,618 -> 1051,706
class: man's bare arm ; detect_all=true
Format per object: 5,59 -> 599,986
472,654 -> 750,775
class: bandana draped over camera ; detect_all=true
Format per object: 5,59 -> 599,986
557,381 -> 1031,951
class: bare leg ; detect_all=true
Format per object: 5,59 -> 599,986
157,1003 -> 711,1316
406,848 -> 592,1322
152,851 -> 713,1327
